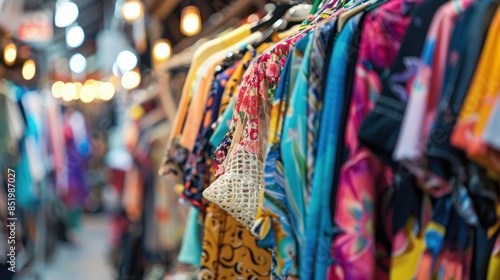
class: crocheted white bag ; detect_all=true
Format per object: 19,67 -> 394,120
203,96 -> 270,230
203,145 -> 263,230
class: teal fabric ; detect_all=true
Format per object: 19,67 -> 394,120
281,32 -> 313,275
209,97 -> 235,148
303,14 -> 362,280
177,206 -> 202,267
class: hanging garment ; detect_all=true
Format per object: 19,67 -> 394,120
199,203 -> 272,279
167,24 -> 253,149
181,63 -> 239,210
394,0 -> 474,200
450,7 -> 500,173
425,0 -> 498,169
329,0 -> 422,278
179,32 -> 264,153
177,206 -> 202,267
389,3 -> 478,279
358,0 -> 450,166
280,32 -> 314,270
160,25 -> 255,191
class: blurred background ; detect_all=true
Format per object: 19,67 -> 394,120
0,0 -> 272,279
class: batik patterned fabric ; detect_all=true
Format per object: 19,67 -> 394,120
199,203 -> 272,279
329,1 -> 422,279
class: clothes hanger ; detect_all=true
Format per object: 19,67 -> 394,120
251,2 -> 295,32
336,0 -> 373,32
301,0 -> 340,27
335,0 -> 387,32
251,3 -> 312,48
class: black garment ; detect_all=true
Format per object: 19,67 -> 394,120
357,0 -> 448,168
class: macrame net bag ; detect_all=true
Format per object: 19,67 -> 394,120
203,93 -> 270,230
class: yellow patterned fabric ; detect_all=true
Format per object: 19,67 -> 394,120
198,203 -> 272,279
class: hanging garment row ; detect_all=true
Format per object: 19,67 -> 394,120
0,80 -> 91,278
160,0 -> 500,279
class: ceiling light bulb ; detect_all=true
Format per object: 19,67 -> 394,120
22,59 -> 36,80
116,50 -> 137,72
121,70 -> 141,90
51,81 -> 65,98
181,6 -> 201,36
66,25 -> 85,48
122,0 -> 144,23
3,43 -> 17,66
55,1 -> 79,28
152,39 -> 172,62
69,53 -> 87,73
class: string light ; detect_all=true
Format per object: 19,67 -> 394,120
3,43 -> 17,66
74,82 -> 83,100
22,59 -> 36,80
109,75 -> 119,88
122,0 -> 144,23
62,82 -> 77,101
152,39 -> 172,62
98,82 -> 115,101
180,6 -> 201,36
121,70 -> 141,90
80,84 -> 96,103
51,81 -> 65,98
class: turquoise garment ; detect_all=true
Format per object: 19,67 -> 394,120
281,32 -> 313,274
177,206 -> 201,267
302,15 -> 362,280
209,97 -> 235,148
